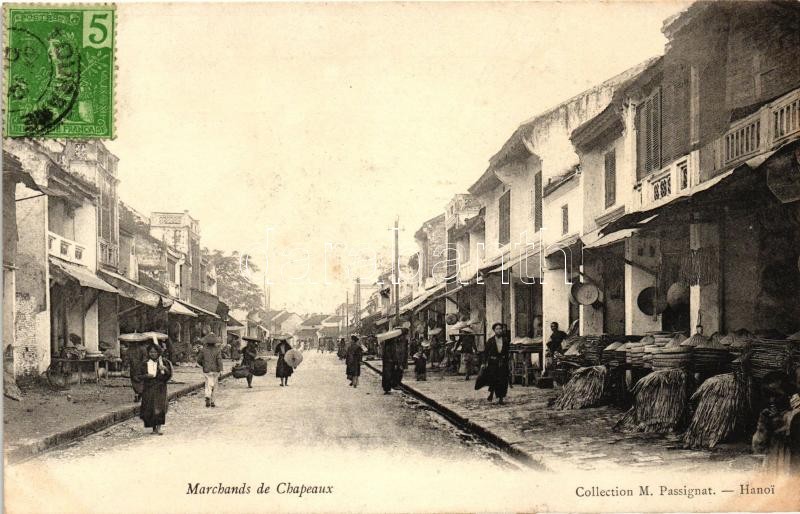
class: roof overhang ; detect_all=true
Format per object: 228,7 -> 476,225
50,258 -> 118,294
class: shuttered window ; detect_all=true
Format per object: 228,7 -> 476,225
499,190 -> 511,246
604,149 -> 616,208
561,204 -> 569,235
533,171 -> 542,232
636,88 -> 662,180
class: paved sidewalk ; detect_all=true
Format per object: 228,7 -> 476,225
363,360 -> 761,473
4,359 -> 246,463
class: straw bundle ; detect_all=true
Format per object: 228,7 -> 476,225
683,373 -> 748,449
614,369 -> 690,433
553,366 -> 607,410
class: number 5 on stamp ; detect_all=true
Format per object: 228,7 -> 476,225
4,5 -> 116,138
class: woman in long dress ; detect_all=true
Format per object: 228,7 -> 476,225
345,335 -> 363,388
138,343 -> 172,435
274,339 -> 293,387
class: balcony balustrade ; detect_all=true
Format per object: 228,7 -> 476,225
48,231 -> 86,265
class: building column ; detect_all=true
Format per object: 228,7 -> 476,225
578,262 -> 603,336
484,274 -> 503,329
689,221 -> 721,334
624,236 -> 662,335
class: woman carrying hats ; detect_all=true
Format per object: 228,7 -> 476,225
482,322 -> 512,404
274,338 -> 293,387
138,342 -> 172,435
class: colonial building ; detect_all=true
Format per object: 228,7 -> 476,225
574,1 -> 800,338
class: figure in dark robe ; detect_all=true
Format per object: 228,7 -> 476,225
241,339 -> 258,388
128,342 -> 148,402
483,323 -> 511,404
138,343 -> 172,435
345,335 -> 363,388
274,339 -> 293,386
381,334 -> 404,394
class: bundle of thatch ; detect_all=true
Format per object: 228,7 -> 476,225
614,369 -> 690,433
553,366 -> 607,410
683,372 -> 749,449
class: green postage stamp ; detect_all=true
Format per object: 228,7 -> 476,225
4,5 -> 115,138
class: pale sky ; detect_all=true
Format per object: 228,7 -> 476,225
106,1 -> 690,314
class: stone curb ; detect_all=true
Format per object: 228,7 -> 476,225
6,371 -> 233,464
361,360 -> 547,471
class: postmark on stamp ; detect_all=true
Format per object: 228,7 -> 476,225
4,5 -> 115,138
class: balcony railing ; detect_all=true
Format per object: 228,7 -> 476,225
635,152 -> 696,209
718,87 -> 800,168
48,231 -> 86,265
98,239 -> 119,269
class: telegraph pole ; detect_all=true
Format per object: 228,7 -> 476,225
394,216 -> 400,326
345,290 -> 350,338
354,277 -> 361,333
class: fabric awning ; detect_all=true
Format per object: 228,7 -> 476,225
375,317 -> 389,326
50,257 -> 118,293
486,245 -> 540,274
169,301 -> 197,317
180,300 -> 220,319
583,228 -> 638,250
600,168 -> 738,236
227,316 -> 245,328
98,269 -> 162,307
400,282 -> 447,314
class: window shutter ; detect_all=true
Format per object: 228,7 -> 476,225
533,172 -> 542,231
636,89 -> 662,179
499,190 -> 511,246
604,150 -> 616,208
636,103 -> 647,180
651,88 -> 662,171
561,205 -> 569,235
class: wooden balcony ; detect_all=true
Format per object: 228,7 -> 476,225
48,232 -> 86,265
717,87 -> 800,169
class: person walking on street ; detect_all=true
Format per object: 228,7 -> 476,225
196,333 -> 223,407
483,323 -> 511,404
138,342 -> 172,435
458,330 -> 476,381
274,338 -> 293,387
381,336 -> 398,394
345,335 -> 363,387
128,341 -> 148,403
240,339 -> 258,388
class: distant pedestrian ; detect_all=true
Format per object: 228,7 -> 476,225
138,343 -> 172,435
128,341 -> 148,403
275,339 -> 293,387
240,339 -> 258,388
458,331 -> 476,381
196,333 -> 223,407
345,335 -> 363,387
381,331 -> 404,394
413,350 -> 427,381
482,323 -> 511,404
